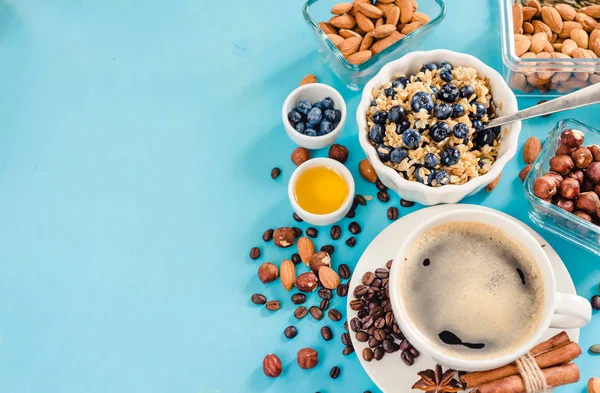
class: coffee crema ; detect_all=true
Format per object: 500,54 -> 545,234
398,221 -> 546,360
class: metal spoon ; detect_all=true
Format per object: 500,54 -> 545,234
485,82 -> 600,130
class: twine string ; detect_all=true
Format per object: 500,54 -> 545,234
515,352 -> 548,393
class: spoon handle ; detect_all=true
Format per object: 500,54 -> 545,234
486,82 -> 600,129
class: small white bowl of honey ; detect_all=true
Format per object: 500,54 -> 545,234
288,157 -> 355,226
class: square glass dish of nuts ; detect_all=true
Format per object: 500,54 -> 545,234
525,118 -> 600,256
500,0 -> 600,96
302,0 -> 446,90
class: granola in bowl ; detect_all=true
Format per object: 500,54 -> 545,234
365,61 -> 502,187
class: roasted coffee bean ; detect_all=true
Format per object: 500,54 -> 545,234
392,322 -> 402,335
321,244 -> 335,255
362,272 -> 375,285
392,331 -> 405,341
318,287 -> 332,300
367,300 -> 379,310
373,347 -> 385,360
343,321 -> 348,331
371,278 -> 382,288
400,199 -> 415,207
306,227 -> 318,238
346,209 -> 356,218
355,331 -> 369,342
385,312 -> 394,327
292,227 -> 302,237
367,326 -> 376,336
350,299 -> 365,311
361,315 -> 373,329
293,212 -> 303,222
262,229 -> 274,242
368,337 -> 381,348
250,247 -> 261,260
319,299 -> 330,311
266,300 -> 280,311
385,259 -> 393,269
373,329 -> 386,341
352,199 -> 358,210
294,306 -> 308,319
251,293 -> 267,305
382,278 -> 389,288
377,191 -> 390,203
309,306 -> 324,320
321,326 -> 333,341
337,283 -> 349,297
387,207 -> 399,220
345,237 -> 356,247
291,253 -> 302,265
271,167 -> 281,179
291,293 -> 306,304
348,221 -> 361,234
328,309 -> 342,322
370,306 -> 383,319
399,339 -> 411,351
341,332 -> 351,346
382,339 -> 397,353
375,268 -> 389,279
362,347 -> 374,362
338,264 -> 351,279
342,346 -> 355,356
329,366 -> 341,379
284,325 -> 298,339
382,299 -> 392,312
354,284 -> 368,298
355,194 -> 367,206
401,350 -> 414,366
350,317 -> 362,332
375,179 -> 387,192
330,225 -> 341,240
409,347 -> 420,357
592,295 -> 600,310
374,317 -> 385,329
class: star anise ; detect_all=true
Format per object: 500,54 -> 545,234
412,364 -> 463,393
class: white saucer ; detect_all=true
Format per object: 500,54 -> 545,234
347,204 -> 579,393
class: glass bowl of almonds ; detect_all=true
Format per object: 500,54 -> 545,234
501,0 -> 600,96
303,0 -> 446,90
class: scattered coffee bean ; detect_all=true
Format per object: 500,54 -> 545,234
345,237 -> 356,247
262,229 -> 274,242
291,253 -> 302,265
309,306 -> 324,320
368,337 -> 380,348
293,212 -> 303,222
350,317 -> 362,332
364,391 -> 372,393
374,329 -> 386,342
250,247 -> 261,260
354,284 -> 368,298
349,221 -> 361,234
341,332 -> 351,346
306,227 -> 318,238
318,287 -> 332,300
375,268 -> 389,279
355,194 -> 367,206
344,321 -> 348,331
375,179 -> 387,192
377,191 -> 390,203
321,244 -> 335,255
330,225 -> 341,240
399,339 -> 411,351
320,299 -> 330,311
329,366 -> 341,379
362,347 -> 374,361
385,259 -> 393,269
400,199 -> 414,207
251,294 -> 267,305
337,283 -> 349,297
321,326 -> 333,341
409,347 -> 420,357
362,272 -> 375,285
271,167 -> 281,179
401,350 -> 414,365
284,325 -> 298,339
382,339 -> 398,353
592,295 -> 600,310
291,293 -> 306,304
338,264 -> 351,279
387,207 -> 399,220
292,227 -> 302,237
350,299 -> 365,311
294,306 -> 308,319
373,347 -> 385,360
355,331 -> 368,342
342,346 -> 355,356
346,209 -> 356,218
266,300 -> 280,311
352,198 -> 359,210
328,309 -> 342,322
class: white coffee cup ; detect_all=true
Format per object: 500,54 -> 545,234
389,208 -> 592,372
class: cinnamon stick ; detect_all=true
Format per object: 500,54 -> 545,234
460,342 -> 581,388
471,363 -> 580,393
530,331 -> 570,356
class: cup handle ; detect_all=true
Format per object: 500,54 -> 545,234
550,292 -> 592,329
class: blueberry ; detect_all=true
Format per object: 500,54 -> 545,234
433,103 -> 452,120
478,159 -> 485,168
420,63 -> 438,72
313,101 -> 325,110
388,105 -> 406,123
460,85 -> 475,99
307,107 -> 322,126
475,128 -> 495,147
294,122 -> 306,133
441,147 -> 460,166
370,99 -> 377,107
296,100 -> 312,115
372,110 -> 388,124
433,169 -> 450,186
453,122 -> 469,139
396,119 -> 410,134
415,166 -> 432,185
288,109 -> 303,124
322,97 -> 334,109
471,119 -> 485,131
430,122 -> 451,142
438,83 -> 460,103
410,92 -> 434,113
424,153 -> 439,168
430,86 -> 439,96
439,68 -> 453,82
304,128 -> 317,136
471,102 -> 487,119
384,86 -> 395,97
491,125 -> 501,138
395,76 -> 409,86
390,147 -> 409,163
376,144 -> 392,162
463,137 -> 470,145
324,108 -> 341,123
451,104 -> 465,118
392,80 -> 405,90
402,129 -> 421,148
369,124 -> 384,143
440,61 -> 453,71
320,120 -> 334,134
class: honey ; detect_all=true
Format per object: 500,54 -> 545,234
294,166 -> 349,215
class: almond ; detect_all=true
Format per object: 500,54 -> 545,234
561,39 -> 578,56
580,5 -> 600,19
590,30 -> 600,49
327,33 -> 345,47
346,50 -> 372,64
355,12 -> 374,32
411,12 -> 430,24
530,32 -> 548,53
375,17 -> 384,28
371,24 -> 397,38
329,14 -> 356,29
355,2 -> 383,18
359,33 -> 374,51
359,158 -> 378,182
590,73 -> 600,84
297,237 -> 315,264
544,41 -> 554,53
589,377 -> 600,393
559,21 -> 583,38
331,2 -> 353,15
386,5 -> 400,26
486,172 -> 502,192
519,165 -> 533,182
524,22 -> 534,34
523,136 -> 542,164
575,13 -> 597,33
309,251 -> 331,273
371,31 -> 403,53
541,6 -> 562,34
400,21 -> 423,35
522,6 -> 537,21
571,47 -> 590,58
532,20 -> 552,40
515,34 -> 532,57
295,272 -> 318,292
318,22 -> 337,35
280,259 -> 296,291
556,4 -> 577,21
377,0 -> 395,3
513,3 -> 523,34
574,72 -> 590,82
510,72 -> 529,91
318,266 -> 341,290
397,0 -> 413,24
571,29 -> 589,49
338,28 -> 361,38
528,0 -> 541,16
593,39 -> 600,57
376,2 -> 395,16
339,36 -> 362,56
299,74 -> 317,86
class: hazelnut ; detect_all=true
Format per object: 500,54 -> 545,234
595,184 -> 600,196
359,159 -> 377,183
263,354 -> 283,378
588,144 -> 600,161
556,198 -> 575,213
273,227 -> 296,248
560,129 -> 585,149
258,262 -> 279,284
571,147 -> 593,169
574,210 -> 593,222
549,155 -> 574,175
544,171 -> 563,188
568,169 -> 584,185
533,175 -> 558,199
309,251 -> 331,273
519,165 -> 532,182
576,191 -> 600,213
555,144 -> 573,156
587,162 -> 600,184
583,179 -> 596,192
291,147 -> 310,166
559,177 -> 580,199
295,272 -> 318,292
328,143 -> 349,163
297,348 -> 318,369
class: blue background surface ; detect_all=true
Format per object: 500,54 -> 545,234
0,0 -> 598,392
